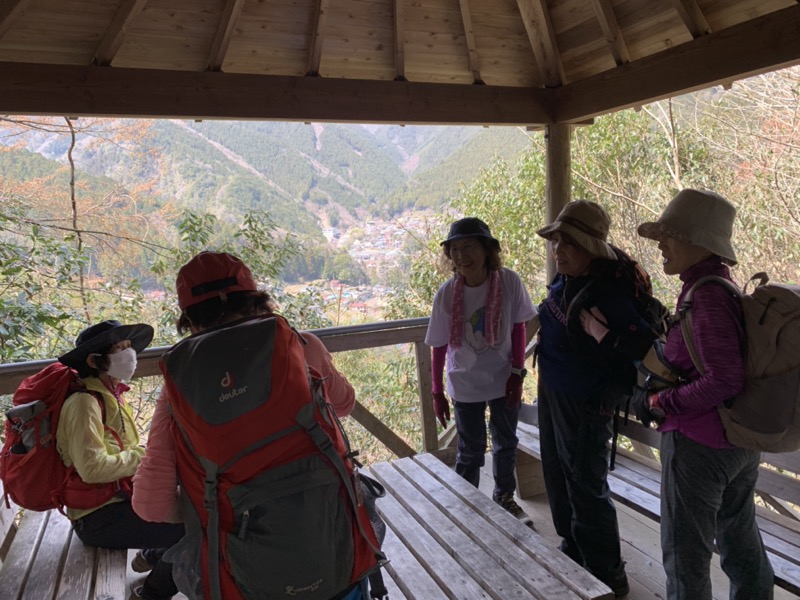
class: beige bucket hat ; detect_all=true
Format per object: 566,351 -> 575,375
536,200 -> 616,260
637,189 -> 737,265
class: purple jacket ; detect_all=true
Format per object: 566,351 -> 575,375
659,256 -> 745,448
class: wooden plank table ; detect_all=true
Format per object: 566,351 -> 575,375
368,454 -> 613,600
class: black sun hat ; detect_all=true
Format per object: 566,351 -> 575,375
440,217 -> 500,250
58,320 -> 154,371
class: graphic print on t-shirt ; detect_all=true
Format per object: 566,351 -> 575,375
464,306 -> 507,353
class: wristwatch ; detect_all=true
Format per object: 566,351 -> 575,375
510,367 -> 527,379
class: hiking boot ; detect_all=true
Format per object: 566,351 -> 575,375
608,571 -> 630,597
597,568 -> 630,598
130,550 -> 155,573
492,492 -> 534,529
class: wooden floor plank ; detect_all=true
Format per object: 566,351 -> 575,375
374,489 -> 485,599
0,510 -> 49,600
55,529 -> 94,600
21,512 -> 72,600
93,548 -> 127,600
372,460 -> 544,600
379,565 -> 409,600
380,523 -> 449,600
393,458 -> 585,600
413,453 -> 613,600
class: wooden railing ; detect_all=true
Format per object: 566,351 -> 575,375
0,317 -> 453,458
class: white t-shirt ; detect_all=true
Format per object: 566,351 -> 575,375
425,268 -> 536,403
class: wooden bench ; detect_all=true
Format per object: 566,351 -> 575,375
367,453 -> 615,599
0,481 -> 128,600
513,406 -> 800,596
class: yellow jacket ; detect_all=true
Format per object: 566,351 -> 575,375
56,377 -> 144,519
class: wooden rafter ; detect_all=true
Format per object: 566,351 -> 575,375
0,61 -> 555,125
393,0 -> 405,81
553,4 -> 800,122
93,0 -> 147,67
0,0 -> 31,42
208,0 -> 245,72
589,0 -> 630,66
457,0 -> 482,84
516,0 -> 563,87
306,0 -> 330,76
671,0 -> 711,38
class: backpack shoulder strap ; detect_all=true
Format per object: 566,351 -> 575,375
678,275 -> 743,375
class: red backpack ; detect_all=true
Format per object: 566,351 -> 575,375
0,362 -> 132,512
160,315 -> 383,600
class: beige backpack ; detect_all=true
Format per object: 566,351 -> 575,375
680,273 -> 800,453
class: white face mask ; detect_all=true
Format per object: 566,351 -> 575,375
106,347 -> 138,381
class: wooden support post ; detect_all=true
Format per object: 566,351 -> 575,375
515,451 -> 547,499
415,341 -> 439,452
544,123 -> 572,281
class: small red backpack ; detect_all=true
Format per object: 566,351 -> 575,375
160,315 -> 384,600
0,362 -> 132,512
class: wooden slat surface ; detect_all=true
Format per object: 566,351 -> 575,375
369,454 -> 613,600
514,418 -> 800,595
0,506 -> 127,600
20,512 -> 72,600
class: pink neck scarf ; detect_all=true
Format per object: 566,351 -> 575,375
449,269 -> 502,348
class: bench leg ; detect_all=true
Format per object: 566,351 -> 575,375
515,451 -> 546,499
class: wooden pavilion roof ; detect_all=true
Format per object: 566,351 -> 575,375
0,0 -> 799,125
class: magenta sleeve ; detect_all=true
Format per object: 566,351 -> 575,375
512,322 -> 526,368
431,345 -> 447,394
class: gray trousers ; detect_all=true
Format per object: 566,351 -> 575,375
661,431 -> 774,600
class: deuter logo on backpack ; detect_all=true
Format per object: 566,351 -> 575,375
218,371 -> 248,403
680,272 -> 800,453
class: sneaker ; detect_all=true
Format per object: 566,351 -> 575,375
130,584 -> 145,600
131,550 -> 155,573
492,492 -> 535,529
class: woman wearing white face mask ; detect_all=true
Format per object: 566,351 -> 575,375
57,320 -> 184,600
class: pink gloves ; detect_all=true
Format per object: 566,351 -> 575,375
580,307 -> 610,344
432,392 -> 451,428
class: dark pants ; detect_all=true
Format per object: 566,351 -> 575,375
537,381 -> 624,583
661,431 -> 774,600
73,500 -> 185,600
452,397 -> 520,496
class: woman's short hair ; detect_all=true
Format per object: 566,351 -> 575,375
74,351 -> 111,379
177,290 -> 276,335
441,236 -> 503,272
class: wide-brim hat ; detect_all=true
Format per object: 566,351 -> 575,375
637,189 -> 737,265
440,217 -> 500,250
59,320 -> 154,370
536,200 -> 616,260
176,251 -> 258,311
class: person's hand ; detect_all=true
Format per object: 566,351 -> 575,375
631,388 -> 663,428
505,374 -> 523,409
432,392 -> 451,428
580,307 -> 610,344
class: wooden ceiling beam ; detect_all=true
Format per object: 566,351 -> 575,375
0,0 -> 32,41
553,4 -> 800,123
306,0 -> 330,76
0,61 -> 554,125
94,0 -> 148,67
589,0 -> 630,66
457,0 -> 483,84
516,0 -> 564,86
671,0 -> 711,38
393,0 -> 405,81
208,0 -> 245,71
